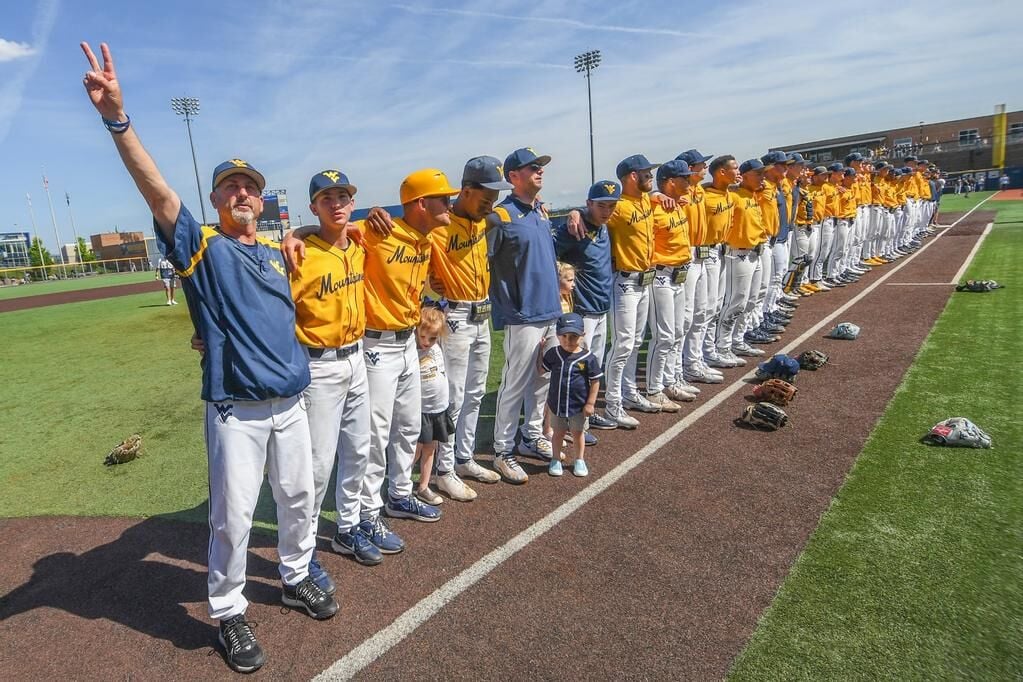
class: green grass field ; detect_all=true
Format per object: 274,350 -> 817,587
0,270 -> 156,300
729,198 -> 1022,680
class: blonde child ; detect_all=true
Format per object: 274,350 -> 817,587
542,313 -> 603,477
413,305 -> 452,505
558,261 -> 576,313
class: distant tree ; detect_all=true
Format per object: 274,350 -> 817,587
76,236 -> 97,262
28,238 -> 54,268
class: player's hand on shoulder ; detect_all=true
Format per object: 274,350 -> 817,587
652,192 -> 678,211
281,230 -> 308,270
365,206 -> 394,236
566,210 -> 586,240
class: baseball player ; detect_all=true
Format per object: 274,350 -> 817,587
360,169 -> 460,529
648,159 -> 697,407
745,150 -> 789,344
808,162 -> 843,291
156,255 -> 178,305
428,157 -> 510,498
488,148 -> 562,482
553,180 -> 621,430
703,155 -> 746,367
717,159 -> 768,362
677,150 -> 725,385
81,42 -> 337,674
604,154 -> 662,424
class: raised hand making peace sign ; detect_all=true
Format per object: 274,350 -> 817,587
81,42 -> 125,123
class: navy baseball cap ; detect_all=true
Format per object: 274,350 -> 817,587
739,158 -> 765,174
676,149 -> 713,165
827,162 -> 845,173
309,169 -> 357,202
904,156 -> 918,162
556,312 -> 584,336
212,159 -> 266,192
917,158 -> 928,165
843,168 -> 857,177
587,180 -> 622,202
812,165 -> 829,176
504,147 -> 551,177
787,152 -> 808,165
761,150 -> 788,165
616,154 -> 660,179
844,152 -> 863,164
873,160 -> 888,170
656,159 -> 693,184
462,156 -> 513,190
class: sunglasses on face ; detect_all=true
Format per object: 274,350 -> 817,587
425,195 -> 451,206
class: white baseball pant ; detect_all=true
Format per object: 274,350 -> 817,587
606,272 -> 651,405
765,238 -> 789,312
716,246 -> 760,351
810,218 -> 835,282
679,254 -> 705,377
303,344 -> 370,536
361,332 -> 421,519
205,395 -> 315,620
582,313 -> 608,366
647,268 -> 685,394
699,248 -> 722,358
437,302 -> 491,470
745,245 -> 771,331
828,219 -> 850,279
492,320 -> 556,453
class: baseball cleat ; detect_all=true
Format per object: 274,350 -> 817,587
455,459 -> 501,483
623,393 -> 661,413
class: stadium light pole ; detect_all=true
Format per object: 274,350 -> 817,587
65,192 -> 88,274
42,174 -> 69,278
574,49 -> 601,185
25,193 -> 46,277
170,96 -> 208,224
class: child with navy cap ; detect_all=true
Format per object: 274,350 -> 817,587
541,313 -> 603,477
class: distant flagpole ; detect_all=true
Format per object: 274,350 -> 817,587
42,173 -> 68,278
65,191 -> 87,273
25,193 -> 45,277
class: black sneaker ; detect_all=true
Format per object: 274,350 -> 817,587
219,614 -> 266,673
282,575 -> 339,620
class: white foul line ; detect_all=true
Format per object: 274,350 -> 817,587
313,196 -> 995,681
950,222 -> 994,284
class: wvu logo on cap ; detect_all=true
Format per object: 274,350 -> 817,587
496,164 -> 504,177
229,159 -> 248,167
603,183 -> 616,195
322,170 -> 340,182
526,147 -> 536,155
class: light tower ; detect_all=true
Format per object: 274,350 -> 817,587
170,96 -> 208,223
574,50 -> 602,185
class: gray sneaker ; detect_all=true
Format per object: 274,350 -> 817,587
455,459 -> 501,484
721,350 -> 747,366
733,342 -> 765,357
623,393 -> 661,413
604,404 -> 639,429
493,453 -> 528,484
645,391 -> 681,412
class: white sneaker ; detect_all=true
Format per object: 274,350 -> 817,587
604,404 -> 639,429
171,299 -> 178,305
455,459 -> 501,484
721,350 -> 747,366
705,352 -> 736,369
435,470 -> 477,502
697,362 -> 724,378
646,391 -> 682,412
732,342 -> 765,357
664,383 -> 697,402
493,453 -> 528,484
165,300 -> 173,306
674,378 -> 701,394
623,393 -> 661,413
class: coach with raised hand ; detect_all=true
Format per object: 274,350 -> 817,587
80,41 -> 336,674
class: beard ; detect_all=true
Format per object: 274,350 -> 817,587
231,207 -> 256,226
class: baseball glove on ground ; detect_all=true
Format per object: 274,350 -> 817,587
921,417 -> 992,449
104,434 -> 142,466
798,349 -> 829,370
955,279 -> 1002,292
752,379 -> 798,406
738,402 -> 789,430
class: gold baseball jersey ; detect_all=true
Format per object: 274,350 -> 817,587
427,212 -> 489,302
651,203 -> 692,267
607,192 -> 656,272
289,233 -> 367,348
840,186 -> 857,218
686,183 -> 709,246
726,187 -> 767,248
822,181 -> 841,218
796,184 -> 826,225
758,179 -> 781,237
703,186 -> 735,245
361,218 -> 432,330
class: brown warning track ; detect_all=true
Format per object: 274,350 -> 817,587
0,281 -> 165,313
0,214 -> 988,680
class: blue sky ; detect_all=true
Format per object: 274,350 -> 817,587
1,0 -> 1020,249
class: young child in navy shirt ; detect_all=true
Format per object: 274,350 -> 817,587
542,313 -> 603,477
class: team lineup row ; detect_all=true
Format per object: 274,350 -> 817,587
81,41 -> 943,673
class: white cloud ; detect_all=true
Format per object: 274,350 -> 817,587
0,38 -> 36,62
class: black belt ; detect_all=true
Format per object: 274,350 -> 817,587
617,269 -> 655,286
365,328 -> 414,340
306,342 -> 360,359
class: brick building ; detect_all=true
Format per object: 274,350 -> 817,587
773,109 -> 1023,174
90,231 -> 149,261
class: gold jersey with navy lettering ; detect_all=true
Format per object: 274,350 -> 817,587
362,218 -> 432,330
821,181 -> 841,218
703,186 -> 735,245
651,203 -> 692,267
607,192 -> 655,272
727,187 -> 767,248
686,183 -> 709,246
758,179 -> 781,238
428,212 -> 489,302
289,233 -> 366,348
840,186 -> 858,219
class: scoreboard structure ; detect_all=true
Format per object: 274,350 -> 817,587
258,189 -> 290,238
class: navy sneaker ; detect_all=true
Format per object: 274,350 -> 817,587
332,525 -> 383,566
307,551 -> 336,595
584,431 -> 598,447
281,576 -> 338,620
587,413 -> 618,430
384,494 -> 442,522
361,517 -> 404,554
219,614 -> 266,673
